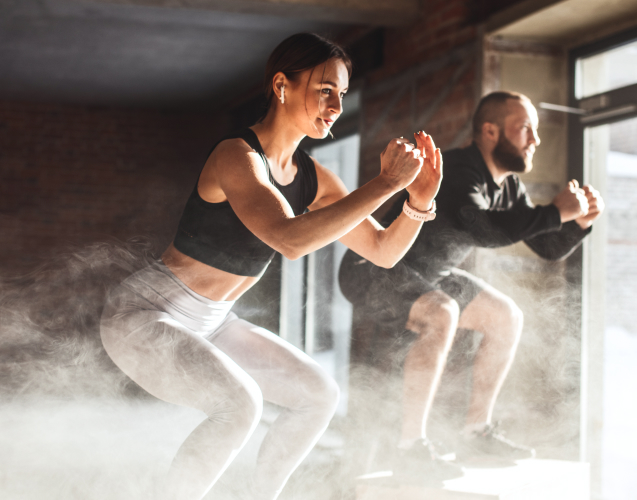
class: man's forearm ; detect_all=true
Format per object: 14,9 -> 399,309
524,220 -> 592,261
458,203 -> 562,247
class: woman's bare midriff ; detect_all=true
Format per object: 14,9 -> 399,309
161,243 -> 262,301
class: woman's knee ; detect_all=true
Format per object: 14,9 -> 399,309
237,375 -> 264,421
316,372 -> 340,415
297,364 -> 340,418
205,374 -> 264,432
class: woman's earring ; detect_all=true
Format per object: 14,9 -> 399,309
280,86 -> 285,104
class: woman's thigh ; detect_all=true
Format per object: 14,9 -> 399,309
100,291 -> 261,416
207,317 -> 339,410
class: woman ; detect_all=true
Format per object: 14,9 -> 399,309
100,33 -> 442,500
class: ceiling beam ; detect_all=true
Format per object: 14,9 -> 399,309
485,0 -> 564,34
85,0 -> 421,26
487,0 -> 637,45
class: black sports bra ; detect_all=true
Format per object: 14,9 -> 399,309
173,128 -> 319,277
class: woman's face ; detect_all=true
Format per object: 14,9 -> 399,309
282,58 -> 349,139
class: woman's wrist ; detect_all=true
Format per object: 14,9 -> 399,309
408,195 -> 434,212
403,198 -> 436,222
373,174 -> 401,196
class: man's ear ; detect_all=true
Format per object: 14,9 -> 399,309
482,122 -> 500,145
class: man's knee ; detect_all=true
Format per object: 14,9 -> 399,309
497,295 -> 523,334
510,300 -> 523,329
407,290 -> 460,343
487,295 -> 524,350
507,300 -> 524,345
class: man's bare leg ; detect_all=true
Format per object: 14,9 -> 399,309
394,290 -> 464,483
457,287 -> 523,429
397,284 -> 531,465
400,290 -> 460,445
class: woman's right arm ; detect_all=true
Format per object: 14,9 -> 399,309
212,138 -> 423,260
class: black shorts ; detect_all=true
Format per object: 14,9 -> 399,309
339,251 -> 488,335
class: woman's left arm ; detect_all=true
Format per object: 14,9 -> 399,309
309,132 -> 443,268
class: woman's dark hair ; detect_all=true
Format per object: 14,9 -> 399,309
263,33 -> 352,114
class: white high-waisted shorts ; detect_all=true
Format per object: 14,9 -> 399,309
115,261 -> 236,337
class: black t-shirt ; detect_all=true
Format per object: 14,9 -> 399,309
380,142 -> 591,281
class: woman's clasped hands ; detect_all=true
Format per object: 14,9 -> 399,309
379,130 -> 443,211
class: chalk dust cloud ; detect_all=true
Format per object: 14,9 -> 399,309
0,238 -> 585,499
0,240 -> 340,500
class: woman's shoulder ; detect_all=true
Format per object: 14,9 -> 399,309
201,135 -> 267,195
209,128 -> 260,158
210,136 -> 261,170
213,137 -> 251,155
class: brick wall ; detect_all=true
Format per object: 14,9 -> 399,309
0,1 -> 524,399
357,0 -> 491,207
380,1 -> 477,77
0,100 -> 228,272
0,0 -> 521,273
0,99 -> 281,335
0,99 -> 285,397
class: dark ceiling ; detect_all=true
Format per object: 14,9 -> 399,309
0,0 -> 358,109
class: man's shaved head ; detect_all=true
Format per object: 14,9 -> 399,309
472,91 -> 540,174
472,91 -> 531,139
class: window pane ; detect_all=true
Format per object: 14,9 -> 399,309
584,116 -> 637,500
306,133 -> 360,416
576,39 -> 637,99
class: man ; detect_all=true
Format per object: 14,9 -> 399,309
339,91 -> 604,482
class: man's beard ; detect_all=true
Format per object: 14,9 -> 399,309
492,133 -> 531,173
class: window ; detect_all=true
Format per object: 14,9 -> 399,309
279,133 -> 360,416
575,39 -> 637,99
571,27 -> 637,500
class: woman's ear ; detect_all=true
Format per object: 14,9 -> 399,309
272,72 -> 287,104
